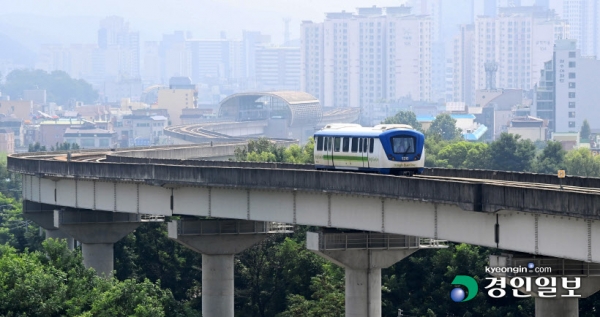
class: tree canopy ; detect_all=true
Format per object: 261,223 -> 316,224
1,69 -> 98,105
581,119 -> 591,142
381,110 -> 423,131
427,114 -> 462,141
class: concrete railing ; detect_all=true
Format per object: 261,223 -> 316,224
423,167 -> 600,189
317,232 -> 421,250
9,155 -> 600,218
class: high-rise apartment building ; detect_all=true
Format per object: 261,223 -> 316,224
473,7 -> 563,95
563,0 -> 600,57
97,16 -> 140,80
453,24 -> 475,104
255,46 -> 300,91
301,6 -> 432,109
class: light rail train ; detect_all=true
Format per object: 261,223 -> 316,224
313,123 -> 425,175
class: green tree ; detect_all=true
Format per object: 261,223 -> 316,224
581,119 -> 591,142
279,263 -> 345,317
0,240 -> 195,317
235,138 -> 314,164
381,110 -> 423,131
436,141 -> 490,169
3,69 -> 98,105
488,133 -> 536,172
564,147 -> 600,177
51,142 -> 81,151
533,141 -> 566,174
427,114 -> 462,141
29,142 -> 47,152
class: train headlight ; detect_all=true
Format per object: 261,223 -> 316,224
388,154 -> 394,160
415,154 -> 421,160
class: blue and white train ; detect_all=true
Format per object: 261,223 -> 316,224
313,123 -> 426,175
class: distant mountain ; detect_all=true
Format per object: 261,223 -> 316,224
0,32 -> 36,67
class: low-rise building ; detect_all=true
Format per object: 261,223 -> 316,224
552,132 -> 579,151
507,116 -> 547,142
63,125 -> 117,149
39,119 -> 85,148
0,129 -> 15,154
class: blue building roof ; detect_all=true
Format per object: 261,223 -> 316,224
462,125 -> 488,141
451,114 -> 476,120
416,115 -> 435,122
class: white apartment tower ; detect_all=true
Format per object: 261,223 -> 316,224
300,6 -> 432,109
563,0 -> 600,57
473,8 -> 559,93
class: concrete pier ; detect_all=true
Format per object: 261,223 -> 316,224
45,229 -> 74,250
54,209 -> 143,277
307,232 -> 441,317
23,201 -> 75,250
167,219 -> 280,317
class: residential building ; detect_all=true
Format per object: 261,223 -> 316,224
255,46 -> 300,91
121,115 -> 168,146
533,39 -> 600,133
0,129 -> 15,154
563,0 -> 600,57
64,125 -> 117,149
39,119 -> 85,148
451,6 -> 569,105
156,77 -> 197,125
0,100 -> 33,122
301,6 -> 432,111
507,116 -> 547,141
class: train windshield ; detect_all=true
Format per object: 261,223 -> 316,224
391,136 -> 416,154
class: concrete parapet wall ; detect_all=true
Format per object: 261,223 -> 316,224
10,156 -> 600,218
423,168 -> 600,189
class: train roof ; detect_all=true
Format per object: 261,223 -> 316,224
314,124 -> 423,137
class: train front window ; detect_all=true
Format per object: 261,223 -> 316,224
316,136 -> 323,151
334,137 -> 341,152
391,136 -> 416,154
369,138 -> 374,153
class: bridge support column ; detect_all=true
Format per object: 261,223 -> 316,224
23,201 -> 74,250
307,232 -> 430,317
167,219 -> 278,317
54,209 -> 142,277
45,228 -> 74,250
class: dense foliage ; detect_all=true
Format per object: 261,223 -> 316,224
1,69 -> 98,104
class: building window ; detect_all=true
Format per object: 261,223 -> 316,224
569,121 -> 576,128
569,102 -> 576,108
99,139 -> 109,147
569,92 -> 576,98
81,139 -> 95,147
569,112 -> 576,118
569,52 -> 576,58
569,82 -> 576,88
569,73 -> 576,79
569,61 -> 576,68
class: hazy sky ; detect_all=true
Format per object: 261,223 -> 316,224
2,0 -> 413,44
2,0 -> 563,45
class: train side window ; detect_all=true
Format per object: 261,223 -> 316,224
342,137 -> 350,152
363,138 -> 368,153
334,137 -> 341,152
351,138 -> 358,152
316,136 -> 323,151
369,138 -> 374,153
358,138 -> 363,153
325,137 -> 330,151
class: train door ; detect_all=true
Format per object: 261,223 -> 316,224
325,137 -> 334,167
332,137 -> 341,168
363,138 -> 370,169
